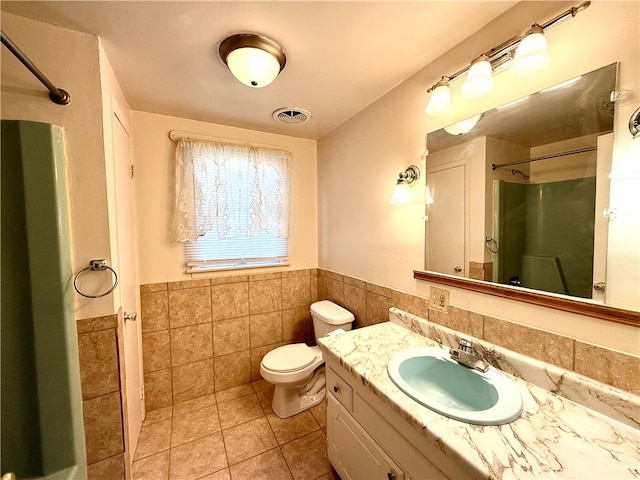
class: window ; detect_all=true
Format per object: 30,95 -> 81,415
173,137 -> 291,272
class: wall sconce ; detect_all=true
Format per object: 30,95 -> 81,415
424,1 -> 590,116
389,165 -> 421,204
219,34 -> 286,88
610,105 -> 640,179
425,186 -> 435,205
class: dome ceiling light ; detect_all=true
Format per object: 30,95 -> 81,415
443,113 -> 484,136
219,33 -> 286,88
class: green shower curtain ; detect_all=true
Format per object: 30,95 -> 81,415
494,177 -> 596,298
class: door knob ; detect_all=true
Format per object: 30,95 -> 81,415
593,282 -> 606,292
124,312 -> 137,322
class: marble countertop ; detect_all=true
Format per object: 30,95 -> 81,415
318,321 -> 640,479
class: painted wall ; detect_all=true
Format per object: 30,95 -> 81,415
317,1 -> 640,355
133,111 -> 318,285
1,13 -> 115,319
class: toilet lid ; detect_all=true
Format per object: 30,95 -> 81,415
262,343 -> 317,373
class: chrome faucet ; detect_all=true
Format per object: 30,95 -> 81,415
450,338 -> 489,373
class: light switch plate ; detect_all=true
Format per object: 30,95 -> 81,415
429,287 -> 449,312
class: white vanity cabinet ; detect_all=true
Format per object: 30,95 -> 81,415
328,395 -> 405,480
326,362 -> 448,480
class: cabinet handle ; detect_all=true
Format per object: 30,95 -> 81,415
387,472 -> 396,480
333,385 -> 339,393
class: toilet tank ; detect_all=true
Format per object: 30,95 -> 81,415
310,300 -> 354,341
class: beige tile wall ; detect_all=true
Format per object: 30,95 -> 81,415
316,269 -> 640,396
139,267 -> 638,414
76,314 -> 125,479
140,270 -> 318,411
317,269 -> 433,328
469,261 -> 493,282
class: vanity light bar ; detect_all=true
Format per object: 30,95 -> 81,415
425,1 -> 591,94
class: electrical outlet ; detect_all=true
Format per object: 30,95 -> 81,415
429,287 -> 449,312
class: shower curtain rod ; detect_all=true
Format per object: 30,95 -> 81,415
1,30 -> 71,105
491,146 -> 597,171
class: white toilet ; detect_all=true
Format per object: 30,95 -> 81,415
260,300 -> 354,418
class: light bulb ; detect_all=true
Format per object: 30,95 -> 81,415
511,25 -> 551,79
226,47 -> 281,88
461,57 -> 495,99
389,183 -> 413,204
425,83 -> 452,116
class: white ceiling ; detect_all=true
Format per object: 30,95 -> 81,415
1,1 -> 518,139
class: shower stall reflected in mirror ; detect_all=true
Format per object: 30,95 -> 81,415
493,176 -> 596,298
491,133 -> 612,301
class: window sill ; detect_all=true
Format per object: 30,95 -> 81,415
187,261 -> 290,275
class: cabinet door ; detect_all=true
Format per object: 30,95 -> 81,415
328,395 -> 404,480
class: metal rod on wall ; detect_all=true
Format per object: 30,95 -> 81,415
1,30 -> 71,105
491,146 -> 597,171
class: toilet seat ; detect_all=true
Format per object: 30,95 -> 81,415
261,343 -> 316,373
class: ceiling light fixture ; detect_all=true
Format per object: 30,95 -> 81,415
389,165 -> 421,205
424,1 -> 590,116
219,33 -> 286,88
444,113 -> 484,135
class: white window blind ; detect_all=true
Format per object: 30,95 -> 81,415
173,137 -> 291,272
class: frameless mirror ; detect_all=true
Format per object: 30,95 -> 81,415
423,63 -> 638,312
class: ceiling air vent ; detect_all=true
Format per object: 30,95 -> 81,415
272,107 -> 311,125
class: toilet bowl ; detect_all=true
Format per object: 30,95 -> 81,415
260,300 -> 354,418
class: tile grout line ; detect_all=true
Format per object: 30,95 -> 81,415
167,409 -> 174,478
213,390 -> 232,477
137,388 -> 330,478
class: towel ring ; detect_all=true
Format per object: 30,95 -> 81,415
485,236 -> 499,254
73,259 -> 119,298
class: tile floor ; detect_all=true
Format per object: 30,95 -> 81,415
131,380 -> 341,480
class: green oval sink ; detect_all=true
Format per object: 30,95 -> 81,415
388,347 -> 522,425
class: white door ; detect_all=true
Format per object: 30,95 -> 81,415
113,106 -> 144,468
427,164 -> 466,276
